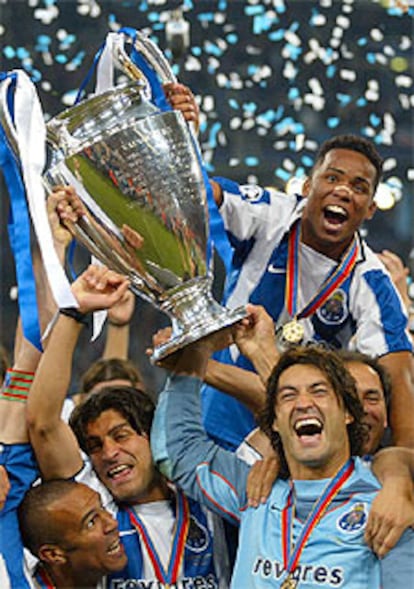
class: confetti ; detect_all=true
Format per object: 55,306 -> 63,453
0,0 -> 411,256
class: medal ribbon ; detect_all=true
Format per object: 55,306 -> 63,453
127,491 -> 190,585
35,567 -> 55,588
285,221 -> 359,320
282,459 -> 354,574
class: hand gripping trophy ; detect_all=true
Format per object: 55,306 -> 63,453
0,30 -> 245,361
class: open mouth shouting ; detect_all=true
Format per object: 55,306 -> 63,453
107,463 -> 133,484
323,204 -> 348,230
107,537 -> 124,558
294,417 -> 323,446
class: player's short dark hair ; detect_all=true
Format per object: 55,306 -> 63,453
70,385 -> 155,454
313,134 -> 383,191
18,480 -> 82,555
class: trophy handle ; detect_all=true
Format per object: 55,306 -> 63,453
112,30 -> 177,87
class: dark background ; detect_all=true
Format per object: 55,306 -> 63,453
0,0 -> 413,392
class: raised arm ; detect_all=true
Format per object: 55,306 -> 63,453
151,329 -> 250,520
102,289 -> 136,360
26,265 -> 130,479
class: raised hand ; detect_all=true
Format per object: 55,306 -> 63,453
70,265 -> 130,315
163,82 -> 200,132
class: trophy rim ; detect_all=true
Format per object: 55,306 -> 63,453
150,306 -> 248,364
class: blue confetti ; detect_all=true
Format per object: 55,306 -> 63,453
208,122 -> 222,148
327,117 -> 340,128
245,5 -> 265,16
288,87 -> 300,100
204,42 -> 223,57
369,114 -> 381,127
16,47 -> 30,59
55,54 -> 68,64
198,13 -> 215,23
245,156 -> 259,166
326,65 -> 336,78
302,156 -> 314,167
226,34 -> 238,45
243,102 -> 257,113
3,46 -> 16,59
336,93 -> 352,106
275,168 -> 291,182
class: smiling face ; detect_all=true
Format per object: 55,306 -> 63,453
273,363 -> 353,479
346,361 -> 387,455
46,484 -> 127,578
84,409 -> 166,505
301,148 -> 377,260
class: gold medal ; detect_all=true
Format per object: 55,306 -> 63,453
280,573 -> 298,589
281,319 -> 304,345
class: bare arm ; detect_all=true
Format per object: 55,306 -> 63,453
205,359 -> 265,414
102,289 -> 135,360
210,179 -> 223,207
27,265 -> 130,480
365,447 -> 414,557
205,304 -> 278,412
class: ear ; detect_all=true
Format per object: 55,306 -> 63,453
302,176 -> 311,197
272,416 -> 279,433
345,411 -> 354,426
365,199 -> 377,221
38,544 -> 67,565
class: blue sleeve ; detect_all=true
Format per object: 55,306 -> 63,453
151,373 -> 250,525
381,528 -> 414,588
0,444 -> 39,589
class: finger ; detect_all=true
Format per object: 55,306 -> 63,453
371,526 -> 404,558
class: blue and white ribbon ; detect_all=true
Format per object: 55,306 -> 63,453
0,70 -> 76,349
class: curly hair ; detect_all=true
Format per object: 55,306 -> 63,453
70,385 -> 155,454
259,346 -> 367,479
313,134 -> 383,191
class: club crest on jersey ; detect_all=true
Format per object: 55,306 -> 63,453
316,289 -> 348,325
239,184 -> 268,203
186,514 -> 210,552
337,502 -> 367,532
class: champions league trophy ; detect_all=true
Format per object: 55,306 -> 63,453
42,31 -> 246,361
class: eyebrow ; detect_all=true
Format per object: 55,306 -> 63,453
277,380 -> 329,393
80,506 -> 98,527
326,166 -> 371,187
86,421 -> 131,444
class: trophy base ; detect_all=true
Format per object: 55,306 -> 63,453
150,305 -> 247,363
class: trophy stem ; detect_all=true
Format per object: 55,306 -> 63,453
151,277 -> 247,362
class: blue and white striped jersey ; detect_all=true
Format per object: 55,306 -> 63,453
202,178 -> 412,450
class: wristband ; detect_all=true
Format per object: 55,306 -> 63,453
59,307 -> 91,327
1,368 -> 35,403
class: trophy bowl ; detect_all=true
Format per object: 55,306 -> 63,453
43,81 -> 246,361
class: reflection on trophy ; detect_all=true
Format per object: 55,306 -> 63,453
43,31 -> 246,361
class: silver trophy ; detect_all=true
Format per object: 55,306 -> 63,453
42,31 -> 246,361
